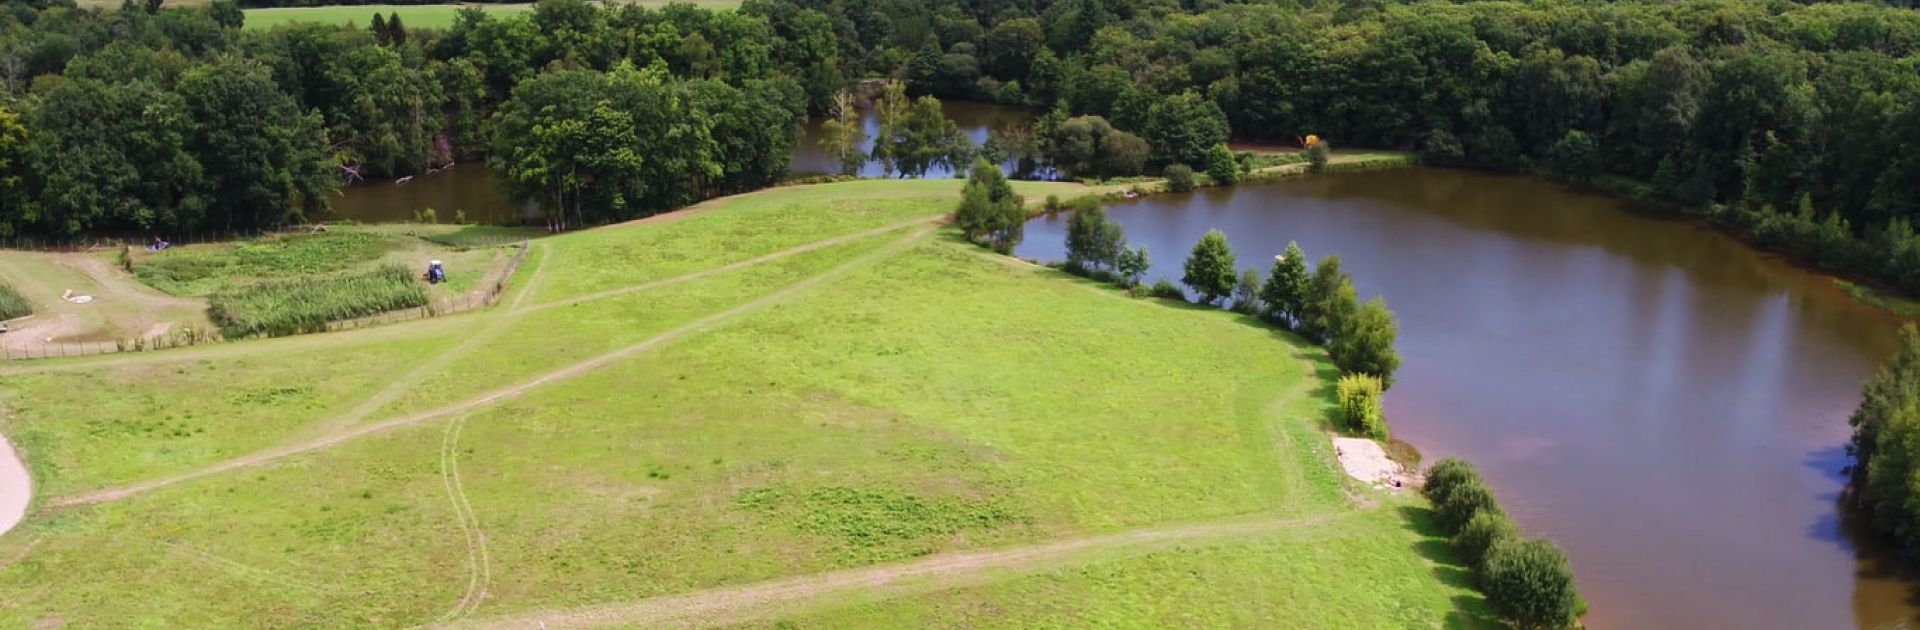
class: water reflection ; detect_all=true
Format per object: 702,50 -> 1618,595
1016,168 -> 1915,628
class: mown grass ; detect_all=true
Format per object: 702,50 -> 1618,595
0,178 -> 1471,628
209,265 -> 428,338
0,281 -> 28,320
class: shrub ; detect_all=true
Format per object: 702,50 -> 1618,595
1231,268 -> 1263,315
1435,478 -> 1502,535
1205,143 -> 1238,184
1453,509 -> 1519,569
1307,141 -> 1332,173
1424,457 -> 1482,506
1164,163 -> 1196,192
1149,278 -> 1184,301
1045,194 -> 1062,212
1336,374 -> 1388,439
1115,245 -> 1151,287
1480,538 -> 1581,630
209,264 -> 428,338
0,281 -> 29,320
1329,297 -> 1402,388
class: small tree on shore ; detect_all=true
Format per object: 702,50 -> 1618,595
956,158 -> 1024,252
1066,201 -> 1124,272
1116,245 -> 1151,287
1436,478 -> 1502,534
1205,143 -> 1238,184
1182,229 -> 1237,304
1330,297 -> 1402,387
1165,163 -> 1196,192
1232,268 -> 1263,315
1480,538 -> 1581,630
1336,373 -> 1387,439
1424,457 -> 1482,507
1297,254 -> 1344,341
1454,509 -> 1519,569
1306,140 -> 1331,173
1260,241 -> 1309,328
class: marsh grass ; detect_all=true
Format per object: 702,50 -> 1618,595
0,281 -> 29,319
134,230 -> 400,297
209,264 -> 428,338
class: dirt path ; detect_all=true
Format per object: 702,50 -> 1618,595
442,511 -> 1356,630
0,433 -> 29,538
49,228 -> 931,508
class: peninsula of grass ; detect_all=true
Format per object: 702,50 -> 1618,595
0,178 -> 1475,628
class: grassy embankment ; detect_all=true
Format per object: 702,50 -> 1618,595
129,225 -> 524,338
0,178 -> 1477,628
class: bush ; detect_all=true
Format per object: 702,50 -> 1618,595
209,264 -> 429,338
1435,478 -> 1502,535
1424,457 -> 1482,506
1205,143 -> 1238,184
1453,509 -> 1519,569
1149,278 -> 1184,301
0,281 -> 29,320
1306,141 -> 1332,173
1231,268 -> 1263,315
1480,538 -> 1581,630
1164,163 -> 1196,192
1181,229 -> 1237,304
1336,374 -> 1388,440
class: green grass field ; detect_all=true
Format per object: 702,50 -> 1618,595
237,0 -> 742,30
0,178 -> 1477,628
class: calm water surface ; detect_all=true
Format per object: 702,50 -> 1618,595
328,102 -> 1034,224
1017,168 -> 1917,629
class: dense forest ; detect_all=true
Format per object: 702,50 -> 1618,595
4,0 -> 1920,278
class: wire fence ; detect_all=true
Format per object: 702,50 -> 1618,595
1,240 -> 531,362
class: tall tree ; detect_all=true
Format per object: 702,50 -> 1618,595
1260,241 -> 1309,328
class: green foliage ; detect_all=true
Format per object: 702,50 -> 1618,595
1329,298 -> 1402,388
1259,242 -> 1309,329
1144,90 -> 1228,167
1480,538 -> 1582,630
1038,115 -> 1148,179
1205,143 -> 1239,185
1849,324 -> 1920,548
1549,130 -> 1599,184
873,84 -> 972,179
1181,229 -> 1236,305
1115,245 -> 1151,288
1335,374 -> 1387,440
1149,278 -> 1184,301
1164,163 -> 1196,192
208,264 -> 428,338
1296,254 -> 1344,342
1422,457 -> 1483,508
1453,509 -> 1519,569
819,90 -> 867,176
0,281 -> 30,320
1065,201 -> 1125,271
1305,141 -> 1331,174
955,159 -> 1025,252
1231,268 -> 1262,315
1435,478 -> 1502,536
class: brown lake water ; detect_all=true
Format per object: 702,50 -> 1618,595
1016,168 -> 1918,629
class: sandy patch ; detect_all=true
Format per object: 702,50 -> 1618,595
1332,435 -> 1416,491
0,433 -> 30,537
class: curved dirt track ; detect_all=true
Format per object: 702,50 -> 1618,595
49,227 -> 931,508
443,512 -> 1353,630
0,434 -> 28,537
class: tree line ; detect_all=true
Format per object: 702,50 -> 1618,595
11,0 -> 1920,260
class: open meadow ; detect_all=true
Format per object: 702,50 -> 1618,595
0,179 -> 1477,628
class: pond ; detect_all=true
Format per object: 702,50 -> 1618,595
1015,168 -> 1916,629
325,101 -> 1036,224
